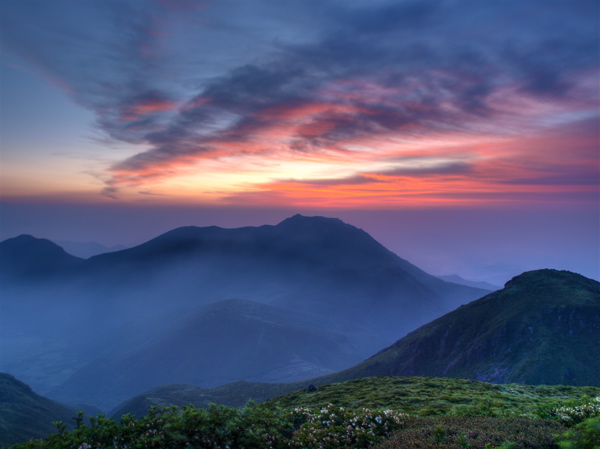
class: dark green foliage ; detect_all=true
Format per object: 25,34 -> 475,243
8,407 -> 569,449
555,416 -> 600,449
374,417 -> 566,449
10,405 -> 297,449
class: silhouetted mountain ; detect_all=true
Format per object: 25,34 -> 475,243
77,214 -> 487,339
0,235 -> 83,280
323,269 -> 600,386
0,215 -> 487,410
0,373 -> 77,447
436,274 -> 500,291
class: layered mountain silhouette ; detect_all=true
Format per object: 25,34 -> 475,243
109,269 -> 600,418
0,215 -> 487,410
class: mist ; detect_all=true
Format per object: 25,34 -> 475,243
0,215 -> 491,411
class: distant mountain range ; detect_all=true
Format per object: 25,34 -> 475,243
0,214 -> 487,410
435,274 -> 500,291
56,240 -> 127,259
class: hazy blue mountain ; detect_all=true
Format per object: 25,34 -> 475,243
436,274 -> 500,291
56,240 -> 127,258
0,234 -> 83,280
76,214 -> 488,339
0,373 -> 77,447
48,298 -> 363,410
0,214 -> 487,410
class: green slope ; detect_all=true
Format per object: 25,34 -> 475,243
0,373 -> 77,448
322,269 -> 600,386
262,376 -> 600,416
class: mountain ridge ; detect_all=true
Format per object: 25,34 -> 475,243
0,214 -> 489,410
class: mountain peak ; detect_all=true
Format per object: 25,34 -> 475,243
277,214 -> 346,228
504,269 -> 588,288
0,234 -> 83,278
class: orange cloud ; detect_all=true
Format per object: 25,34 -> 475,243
120,99 -> 178,121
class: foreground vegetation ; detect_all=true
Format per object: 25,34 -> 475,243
8,377 -> 600,449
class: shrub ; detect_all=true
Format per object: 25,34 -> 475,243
555,416 -> 600,449
288,404 -> 407,448
374,417 -> 566,449
551,397 -> 600,426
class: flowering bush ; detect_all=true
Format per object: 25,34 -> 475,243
288,404 -> 407,448
8,403 -> 571,449
11,404 -> 408,449
552,397 -> 600,426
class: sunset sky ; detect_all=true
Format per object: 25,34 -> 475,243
1,0 -> 598,284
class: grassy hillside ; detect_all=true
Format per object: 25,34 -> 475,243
0,373 -> 77,448
263,376 -> 600,417
317,269 -> 600,386
112,374 -> 600,421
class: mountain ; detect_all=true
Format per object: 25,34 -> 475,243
0,373 -> 77,447
56,241 -> 127,259
324,269 -> 600,386
436,274 -> 500,291
109,269 -> 600,418
0,235 -> 83,280
48,298 -> 363,410
0,214 -> 487,410
75,214 -> 487,339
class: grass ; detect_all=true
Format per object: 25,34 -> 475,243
262,376 -> 600,418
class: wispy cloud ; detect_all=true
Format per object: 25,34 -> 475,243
1,0 -> 597,206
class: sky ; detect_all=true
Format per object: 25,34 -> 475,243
0,0 -> 598,285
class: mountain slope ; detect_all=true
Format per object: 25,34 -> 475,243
0,373 -> 77,447
47,298 -> 364,410
325,269 -> 600,386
